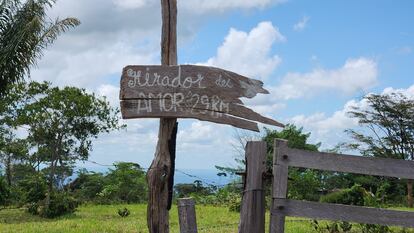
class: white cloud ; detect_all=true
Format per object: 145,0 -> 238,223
239,57 -> 378,120
274,57 -> 378,100
382,85 -> 414,98
113,0 -> 152,9
288,84 -> 414,149
180,0 -> 286,14
289,98 -> 369,149
97,84 -> 120,106
201,21 -> 285,80
293,16 -> 310,31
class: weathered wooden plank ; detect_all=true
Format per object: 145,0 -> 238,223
270,139 -> 289,233
272,198 -> 414,228
276,147 -> 414,179
239,141 -> 266,233
120,65 -> 268,101
230,103 -> 284,127
119,65 -> 285,130
272,165 -> 288,199
178,198 -> 198,233
119,96 -> 283,127
120,88 -> 244,104
121,100 -> 259,131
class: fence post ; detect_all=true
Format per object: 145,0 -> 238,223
239,141 -> 267,233
178,198 -> 198,233
270,139 -> 289,233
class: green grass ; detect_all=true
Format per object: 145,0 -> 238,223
0,204 -> 413,233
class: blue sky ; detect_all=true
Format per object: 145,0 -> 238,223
31,0 -> 414,171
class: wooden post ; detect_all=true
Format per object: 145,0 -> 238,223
178,198 -> 198,233
239,141 -> 267,233
269,139 -> 289,233
146,1 -> 177,233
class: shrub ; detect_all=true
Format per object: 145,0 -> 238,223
320,184 -> 369,206
0,175 -> 10,206
312,220 -> 352,233
20,174 -> 47,204
27,202 -> 39,215
118,207 -> 130,217
319,184 -> 391,233
28,192 -> 78,218
227,193 -> 241,212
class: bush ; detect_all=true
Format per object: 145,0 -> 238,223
319,184 -> 391,233
20,174 -> 47,204
0,175 -> 10,206
227,193 -> 241,212
320,184 -> 370,206
28,191 -> 78,218
118,207 -> 130,217
289,168 -> 322,201
27,202 -> 39,215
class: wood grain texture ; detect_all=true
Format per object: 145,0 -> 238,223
270,139 -> 289,233
239,141 -> 266,233
147,118 -> 176,233
275,147 -> 414,179
146,1 -> 177,233
120,65 -> 268,100
178,198 -> 198,233
119,64 -> 284,130
121,100 -> 259,131
272,198 -> 414,228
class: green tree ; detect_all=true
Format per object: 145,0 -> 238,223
262,125 -> 322,201
0,0 -> 80,94
347,93 -> 414,207
217,125 -> 323,201
68,169 -> 106,202
14,81 -> 121,208
101,162 -> 147,203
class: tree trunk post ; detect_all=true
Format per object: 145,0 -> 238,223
146,1 -> 178,232
239,141 -> 266,233
408,179 -> 413,208
178,198 -> 198,233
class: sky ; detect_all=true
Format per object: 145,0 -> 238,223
30,0 -> 414,171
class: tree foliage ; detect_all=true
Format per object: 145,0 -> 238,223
0,0 -> 80,94
347,93 -> 414,160
0,81 -> 122,214
346,93 -> 414,207
69,163 -> 148,204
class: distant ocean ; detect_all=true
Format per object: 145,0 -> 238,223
73,167 -> 236,187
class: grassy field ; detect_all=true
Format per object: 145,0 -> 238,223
0,204 -> 413,233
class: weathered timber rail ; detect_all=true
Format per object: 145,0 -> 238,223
270,139 -> 414,233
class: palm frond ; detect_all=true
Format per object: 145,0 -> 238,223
39,17 -> 80,47
0,0 -> 79,95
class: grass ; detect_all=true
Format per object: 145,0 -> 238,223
0,204 -> 413,233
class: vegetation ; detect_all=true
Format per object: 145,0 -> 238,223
69,162 -> 147,204
0,0 -> 79,94
0,81 -> 121,217
347,93 -> 414,207
0,0 -> 411,232
0,204 -> 413,233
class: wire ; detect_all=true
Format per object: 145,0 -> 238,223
81,159 -> 230,188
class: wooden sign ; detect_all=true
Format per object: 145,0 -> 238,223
120,65 -> 283,131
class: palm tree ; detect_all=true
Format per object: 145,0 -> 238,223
0,0 -> 80,95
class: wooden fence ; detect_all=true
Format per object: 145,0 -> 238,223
177,139 -> 414,233
270,139 -> 414,233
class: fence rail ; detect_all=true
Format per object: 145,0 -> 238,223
271,139 -> 414,233
272,198 -> 414,228
276,146 -> 414,180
